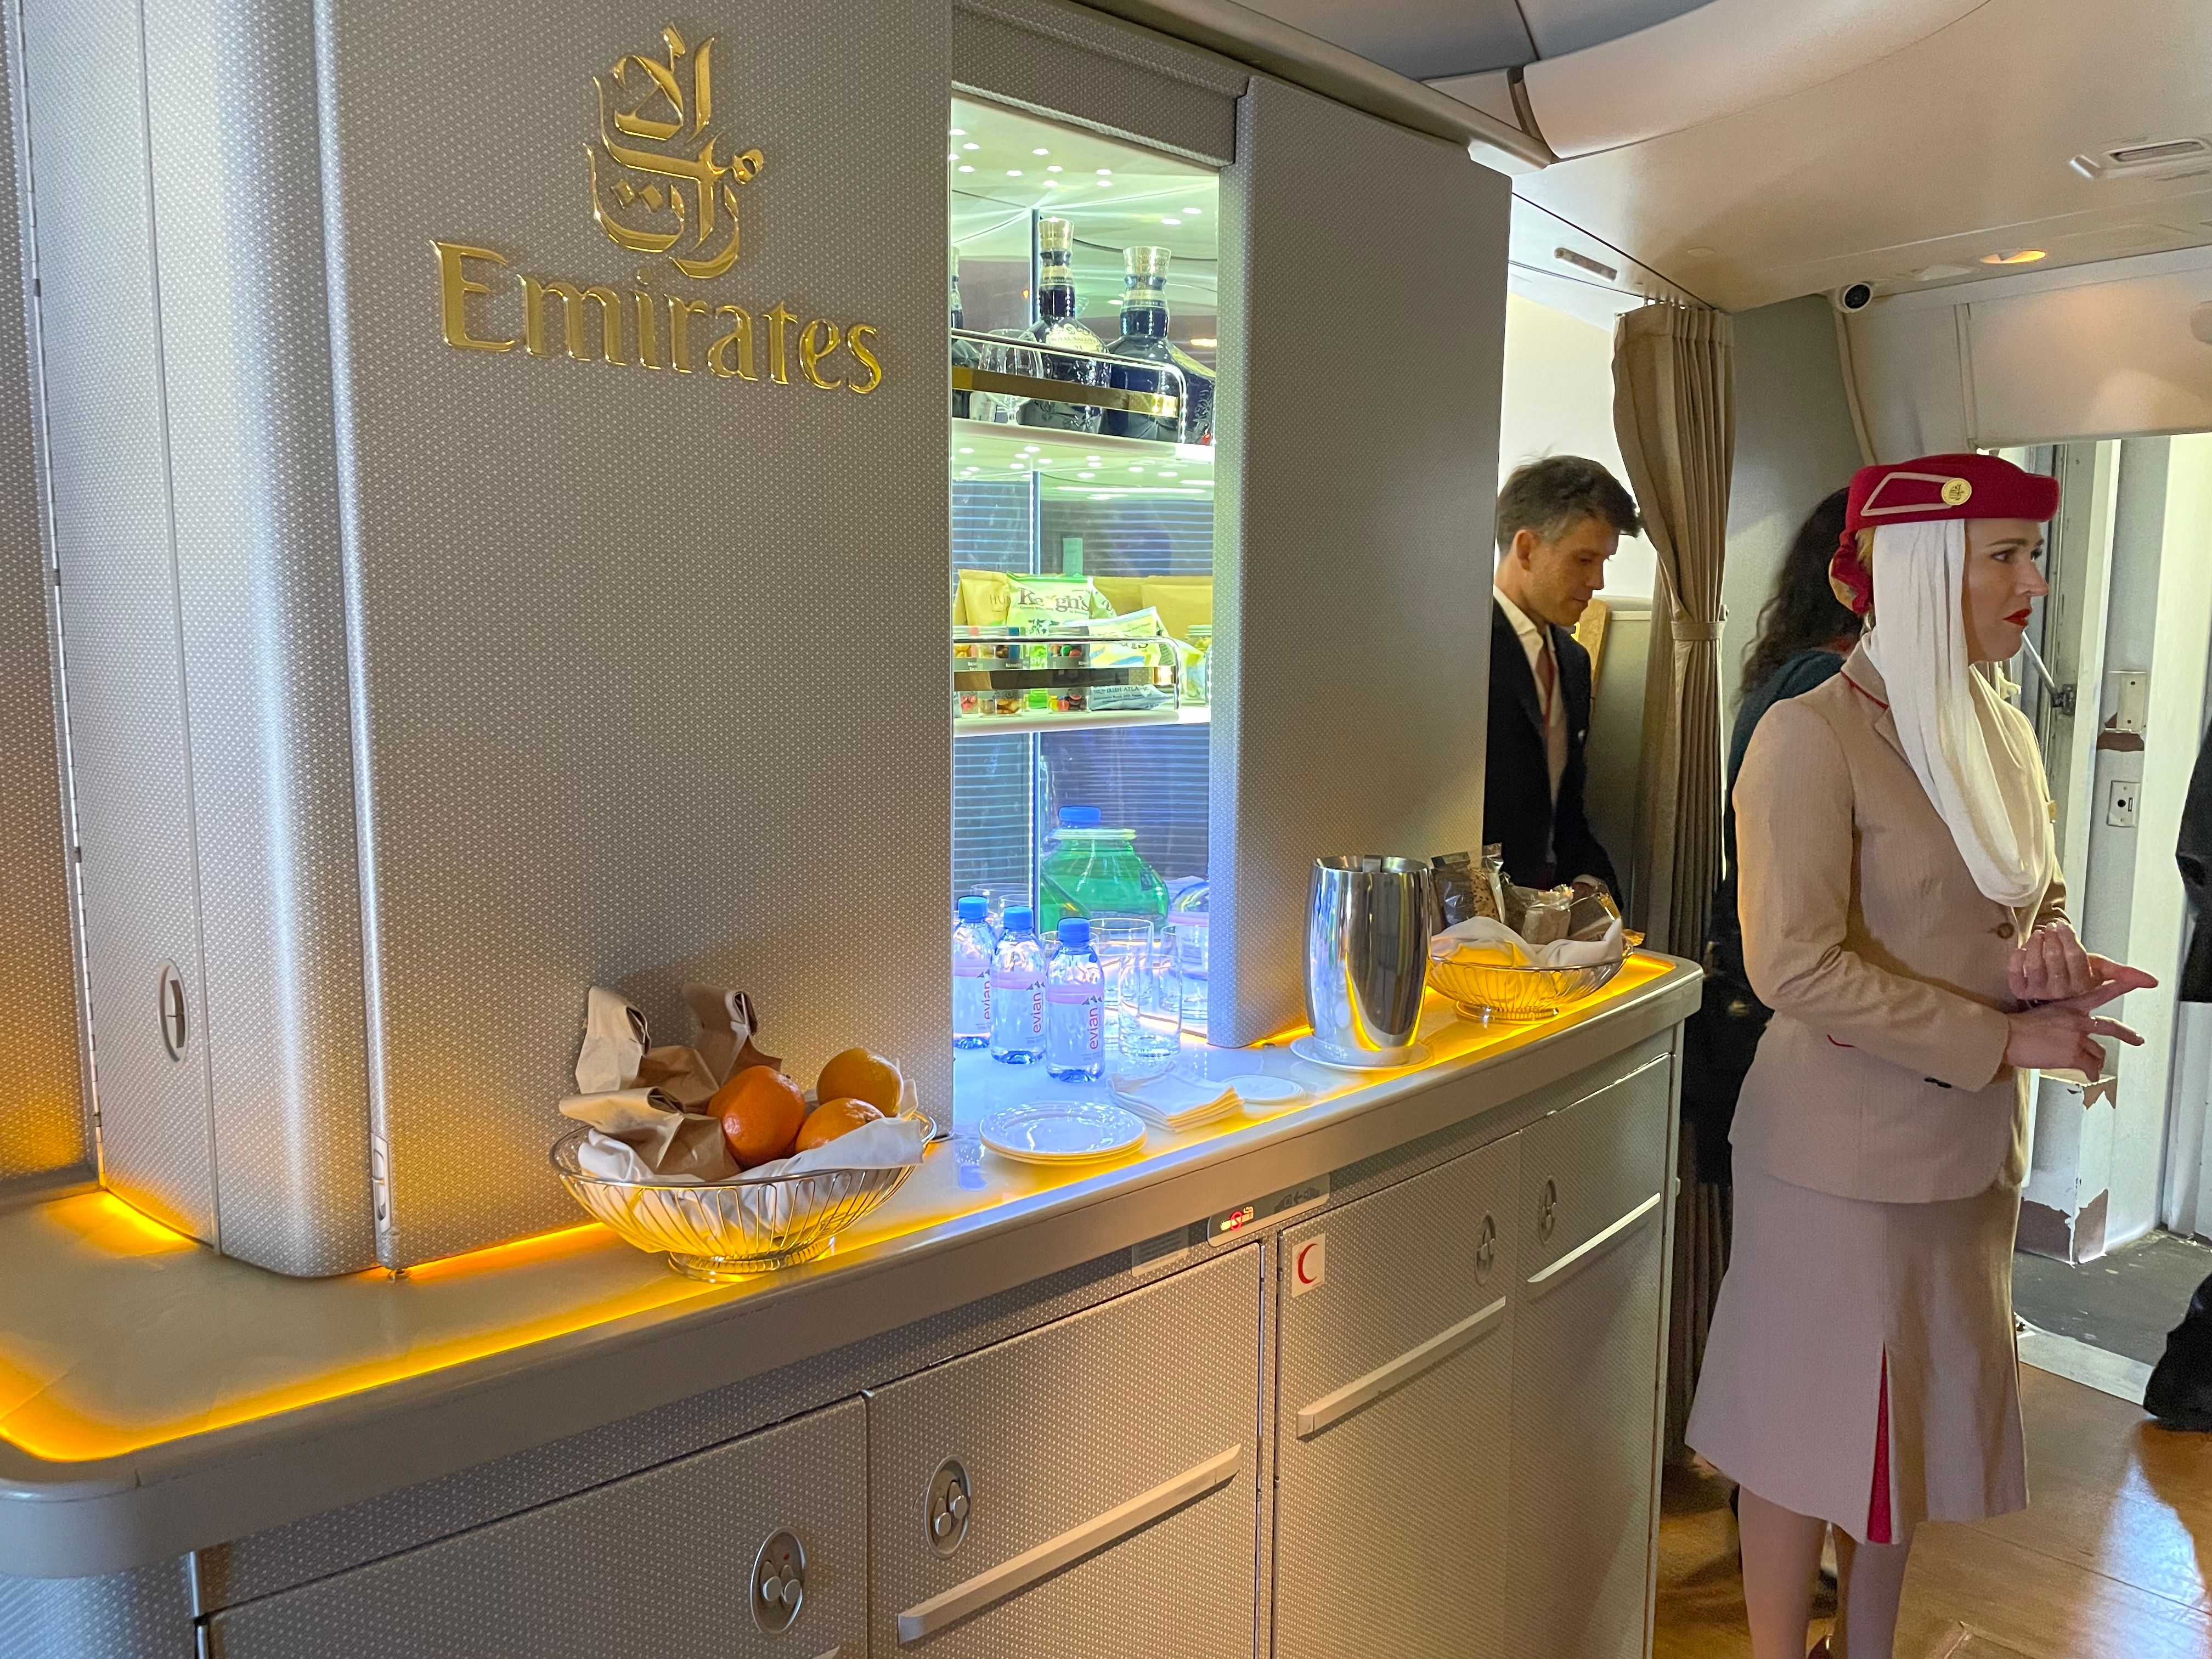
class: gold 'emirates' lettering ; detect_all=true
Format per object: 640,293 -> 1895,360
431,240 -> 883,394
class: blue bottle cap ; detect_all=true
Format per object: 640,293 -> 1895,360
1004,906 -> 1035,934
1057,917 -> 1091,947
1057,805 -> 1102,828
958,895 -> 989,922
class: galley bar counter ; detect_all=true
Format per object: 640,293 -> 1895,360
0,0 -> 1700,1655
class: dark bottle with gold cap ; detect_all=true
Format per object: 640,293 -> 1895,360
1104,245 -> 1215,444
1016,217 -> 1107,433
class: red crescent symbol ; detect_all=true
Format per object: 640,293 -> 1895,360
1295,1242 -> 1317,1284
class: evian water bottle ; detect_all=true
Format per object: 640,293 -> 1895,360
989,906 -> 1047,1065
952,895 -> 996,1051
1045,918 -> 1104,1081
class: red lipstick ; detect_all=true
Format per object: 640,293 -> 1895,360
2006,608 -> 2032,627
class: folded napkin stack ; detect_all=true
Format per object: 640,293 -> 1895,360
1111,1071 -> 1240,1132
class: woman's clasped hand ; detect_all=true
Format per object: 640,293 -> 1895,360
2001,922 -> 2158,1077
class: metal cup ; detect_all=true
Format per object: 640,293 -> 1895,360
1303,856 -> 1437,1066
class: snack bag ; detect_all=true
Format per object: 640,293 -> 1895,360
1006,573 -> 1107,630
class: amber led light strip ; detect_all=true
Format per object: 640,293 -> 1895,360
0,963 -> 1667,1463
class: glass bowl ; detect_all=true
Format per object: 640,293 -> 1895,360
1427,955 -> 1624,1022
550,1120 -> 926,1280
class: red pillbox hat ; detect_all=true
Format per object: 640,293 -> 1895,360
1844,452 -> 2059,534
1829,452 -> 2061,615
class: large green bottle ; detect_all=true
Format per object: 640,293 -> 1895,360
1037,806 -> 1168,930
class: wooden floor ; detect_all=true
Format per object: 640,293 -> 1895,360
1656,1365 -> 2212,1658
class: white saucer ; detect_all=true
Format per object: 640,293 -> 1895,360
1229,1075 -> 1310,1108
980,1102 -> 1147,1165
1290,1036 -> 1431,1073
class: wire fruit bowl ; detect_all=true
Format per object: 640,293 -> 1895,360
1428,956 -> 1623,1022
550,1120 -> 926,1281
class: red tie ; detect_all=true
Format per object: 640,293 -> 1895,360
1536,635 -> 1556,727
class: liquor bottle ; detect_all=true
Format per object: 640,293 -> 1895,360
1104,245 -> 1216,444
949,251 -> 977,420
1016,217 -> 1108,433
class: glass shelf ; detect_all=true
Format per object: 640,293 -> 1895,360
955,704 -> 1209,738
949,418 -> 1212,499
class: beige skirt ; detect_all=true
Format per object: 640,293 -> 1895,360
1685,1162 -> 2025,1541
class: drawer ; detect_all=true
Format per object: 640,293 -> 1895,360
1516,1054 -> 1671,1279
206,1398 -> 868,1659
870,1249 -> 1261,1658
1273,1135 -> 1520,1659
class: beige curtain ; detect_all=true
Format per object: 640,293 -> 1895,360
1613,303 -> 1736,958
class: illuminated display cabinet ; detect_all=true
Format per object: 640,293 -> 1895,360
948,96 -> 1222,1077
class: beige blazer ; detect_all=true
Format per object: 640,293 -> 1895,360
1732,646 -> 2063,1205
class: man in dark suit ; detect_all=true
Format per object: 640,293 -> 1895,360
1484,455 -> 1639,894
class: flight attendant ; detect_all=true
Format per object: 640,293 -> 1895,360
1685,453 -> 2157,1659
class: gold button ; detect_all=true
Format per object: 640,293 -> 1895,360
1942,477 -> 1973,506
1994,922 -> 2015,939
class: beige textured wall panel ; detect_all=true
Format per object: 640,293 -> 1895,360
0,0 -> 86,1185
1212,76 -> 1508,1045
316,0 -> 951,1264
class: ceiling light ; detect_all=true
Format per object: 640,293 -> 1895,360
947,154 -> 958,162
957,165 -> 973,173
1096,180 -> 1111,187
1980,249 -> 2047,265
962,142 -> 979,151
1160,217 -> 1180,225
1007,170 -> 1023,177
1189,337 -> 1217,348
1096,168 -> 1112,175
1182,207 -> 1200,216
1032,148 -> 1049,156
950,128 -> 966,136
1046,165 -> 1063,173
1076,471 -> 1096,479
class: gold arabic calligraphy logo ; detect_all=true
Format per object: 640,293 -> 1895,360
586,25 -> 763,280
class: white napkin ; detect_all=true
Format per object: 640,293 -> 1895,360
746,1111 -> 930,1177
684,1112 -> 933,1237
1429,913 -> 1626,970
1113,1072 -> 1238,1130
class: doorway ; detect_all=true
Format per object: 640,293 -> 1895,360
2011,433 -> 2212,1390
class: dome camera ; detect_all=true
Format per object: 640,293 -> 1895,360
1832,281 -> 1876,313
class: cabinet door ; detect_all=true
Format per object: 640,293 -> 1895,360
870,1249 -> 1261,1659
1506,1060 -> 1672,1659
1272,1135 -> 1519,1659
207,1398 -> 868,1659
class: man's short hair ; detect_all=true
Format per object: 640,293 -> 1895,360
1494,456 -> 1641,553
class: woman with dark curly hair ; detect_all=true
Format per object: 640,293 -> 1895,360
1711,487 -> 1862,1001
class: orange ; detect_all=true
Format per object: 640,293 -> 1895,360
795,1097 -> 884,1153
814,1048 -> 902,1114
712,1065 -> 807,1169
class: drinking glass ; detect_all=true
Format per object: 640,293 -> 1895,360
1090,919 -> 1152,1055
1111,925 -> 1183,1084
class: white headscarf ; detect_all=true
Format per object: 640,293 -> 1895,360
1860,517 -> 2052,910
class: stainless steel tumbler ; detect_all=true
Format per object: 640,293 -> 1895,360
1303,856 -> 1437,1066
